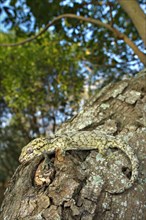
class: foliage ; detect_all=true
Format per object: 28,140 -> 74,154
0,31 -> 84,129
0,32 -> 84,179
0,0 -> 145,74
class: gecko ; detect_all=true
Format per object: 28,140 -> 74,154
19,130 -> 139,194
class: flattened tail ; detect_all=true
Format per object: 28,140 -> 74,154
106,148 -> 139,194
106,173 -> 139,194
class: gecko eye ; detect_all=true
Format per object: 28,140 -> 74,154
27,149 -> 33,154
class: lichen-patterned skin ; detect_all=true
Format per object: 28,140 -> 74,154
19,130 -> 139,194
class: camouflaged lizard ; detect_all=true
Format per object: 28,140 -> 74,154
19,130 -> 139,194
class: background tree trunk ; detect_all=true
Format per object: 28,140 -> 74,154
0,69 -> 146,220
117,0 -> 146,45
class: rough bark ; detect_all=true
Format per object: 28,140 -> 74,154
0,69 -> 146,220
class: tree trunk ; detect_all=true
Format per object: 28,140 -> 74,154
117,0 -> 146,45
0,69 -> 146,220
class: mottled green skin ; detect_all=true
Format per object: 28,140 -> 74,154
19,130 -> 139,194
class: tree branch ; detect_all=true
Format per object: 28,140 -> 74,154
117,0 -> 146,45
0,14 -> 145,65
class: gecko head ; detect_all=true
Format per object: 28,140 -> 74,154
19,138 -> 48,163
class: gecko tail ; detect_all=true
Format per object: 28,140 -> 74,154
106,154 -> 139,194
